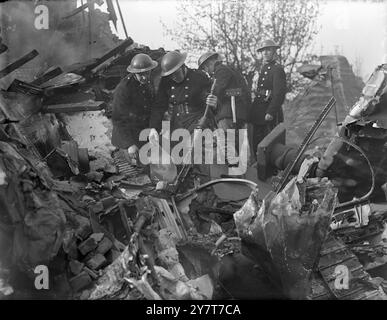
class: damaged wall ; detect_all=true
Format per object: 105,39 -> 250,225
284,55 -> 364,147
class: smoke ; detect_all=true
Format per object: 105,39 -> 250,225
0,1 -> 92,76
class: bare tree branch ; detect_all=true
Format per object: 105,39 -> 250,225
163,0 -> 320,96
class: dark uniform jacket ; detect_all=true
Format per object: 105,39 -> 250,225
250,60 -> 287,125
111,75 -> 153,149
150,67 -> 211,132
212,62 -> 251,123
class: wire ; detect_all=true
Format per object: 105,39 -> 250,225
309,135 -> 375,209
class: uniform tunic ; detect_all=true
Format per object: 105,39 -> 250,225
212,62 -> 251,124
250,60 -> 287,154
111,75 -> 153,149
250,60 -> 286,125
150,67 -> 211,133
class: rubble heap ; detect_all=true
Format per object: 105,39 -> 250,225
1,1 -> 387,300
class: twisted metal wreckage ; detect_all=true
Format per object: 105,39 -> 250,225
1,22 -> 387,300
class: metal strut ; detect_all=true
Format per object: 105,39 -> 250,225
275,97 -> 337,193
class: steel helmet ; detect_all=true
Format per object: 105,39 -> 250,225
127,53 -> 158,73
257,39 -> 280,52
198,51 -> 219,69
160,51 -> 187,77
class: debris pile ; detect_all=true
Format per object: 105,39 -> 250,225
0,23 -> 221,299
1,1 -> 387,301
0,117 -> 228,299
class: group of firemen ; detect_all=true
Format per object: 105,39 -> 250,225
111,39 -> 287,171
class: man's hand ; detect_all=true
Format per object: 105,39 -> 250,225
128,144 -> 139,157
126,145 -> 139,165
206,94 -> 218,108
265,113 -> 274,121
148,128 -> 159,144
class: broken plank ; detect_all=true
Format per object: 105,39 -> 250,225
30,67 -> 63,86
0,50 -> 39,79
69,38 -> 133,76
7,79 -> 43,95
43,101 -> 106,114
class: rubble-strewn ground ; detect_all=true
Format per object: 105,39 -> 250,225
1,1 -> 387,301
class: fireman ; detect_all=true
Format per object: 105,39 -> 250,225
250,39 -> 287,155
111,53 -> 158,162
198,51 -> 251,166
149,51 -> 217,136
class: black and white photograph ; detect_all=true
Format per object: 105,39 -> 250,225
0,0 -> 387,307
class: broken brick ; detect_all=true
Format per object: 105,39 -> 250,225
74,215 -> 92,240
85,253 -> 107,270
69,260 -> 84,275
101,196 -> 116,209
90,233 -> 104,243
85,171 -> 104,183
96,237 -> 113,255
78,237 -> 98,255
104,164 -> 117,174
89,202 -> 104,214
80,289 -> 91,300
69,271 -> 92,292
106,249 -> 121,264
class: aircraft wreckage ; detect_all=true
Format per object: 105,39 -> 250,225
1,16 -> 387,300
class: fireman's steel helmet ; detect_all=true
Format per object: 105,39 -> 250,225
198,52 -> 219,69
257,39 -> 280,52
127,53 -> 158,73
160,51 -> 187,77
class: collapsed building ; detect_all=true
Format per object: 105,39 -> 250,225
1,0 -> 387,301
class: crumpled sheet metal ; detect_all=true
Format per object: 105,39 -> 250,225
155,266 -> 212,300
0,142 -> 66,274
234,177 -> 337,299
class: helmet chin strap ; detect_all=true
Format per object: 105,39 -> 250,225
134,72 -> 150,84
172,65 -> 187,83
182,65 -> 187,78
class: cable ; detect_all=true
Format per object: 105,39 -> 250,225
310,135 -> 375,209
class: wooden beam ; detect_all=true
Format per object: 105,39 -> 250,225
43,101 -> 106,113
0,50 -> 39,79
7,79 -> 44,95
69,38 -> 133,76
30,67 -> 63,86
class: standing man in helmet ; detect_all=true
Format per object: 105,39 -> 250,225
111,53 -> 158,162
250,39 -> 287,156
198,51 -> 251,166
149,51 -> 217,135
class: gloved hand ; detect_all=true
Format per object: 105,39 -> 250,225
265,113 -> 273,121
127,144 -> 139,165
206,94 -> 218,109
128,144 -> 139,157
148,128 -> 159,144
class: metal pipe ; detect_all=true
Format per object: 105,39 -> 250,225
176,178 -> 257,201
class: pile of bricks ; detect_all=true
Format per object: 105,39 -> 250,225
68,232 -> 119,292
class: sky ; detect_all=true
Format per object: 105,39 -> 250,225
93,0 -> 387,80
